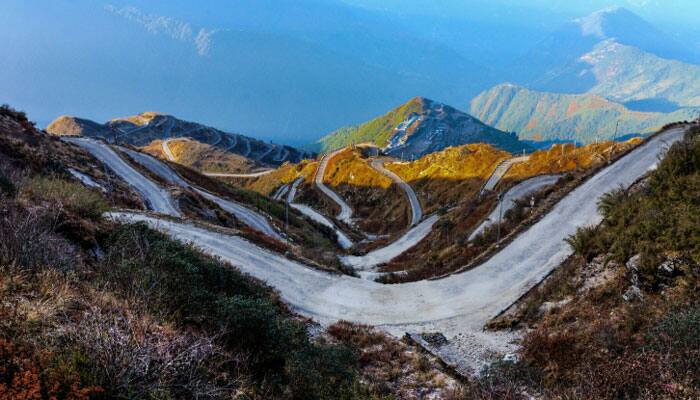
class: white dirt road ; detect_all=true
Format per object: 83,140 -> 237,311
469,174 -> 562,240
315,149 -> 353,224
119,146 -> 283,241
371,159 -> 423,226
106,127 -> 685,340
65,138 -> 181,217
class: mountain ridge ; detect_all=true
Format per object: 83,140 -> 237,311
47,112 -> 314,167
470,83 -> 699,143
316,97 -> 531,159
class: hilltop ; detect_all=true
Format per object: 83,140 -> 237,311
471,83 -> 699,143
47,112 -> 314,167
316,97 -> 531,159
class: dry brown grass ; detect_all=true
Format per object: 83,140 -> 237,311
143,138 -> 258,174
327,321 -> 460,399
504,139 -> 642,183
323,148 -> 408,234
386,144 -> 508,213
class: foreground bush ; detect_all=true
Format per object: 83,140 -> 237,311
21,176 -> 108,220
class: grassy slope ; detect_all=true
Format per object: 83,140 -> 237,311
317,97 -> 424,152
386,143 -> 509,213
143,138 -> 259,174
471,83 -> 698,143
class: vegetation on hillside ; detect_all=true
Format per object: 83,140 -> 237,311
317,97 -> 424,152
143,138 -> 259,174
471,83 -> 698,143
1,106 -> 466,399
503,138 -> 642,182
486,126 -> 700,398
386,143 -> 508,213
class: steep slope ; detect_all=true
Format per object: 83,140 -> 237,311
582,40 -> 700,107
47,112 -> 313,167
317,97 -> 530,159
515,7 -> 699,93
471,83 -> 699,143
142,138 -> 260,174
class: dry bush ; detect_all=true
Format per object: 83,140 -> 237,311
64,306 -> 241,399
20,176 -> 107,220
0,202 -> 78,270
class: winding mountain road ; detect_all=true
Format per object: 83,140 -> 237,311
65,138 -> 181,217
106,127 -> 686,342
203,170 -> 275,178
315,149 -> 354,224
285,177 -> 353,249
481,155 -> 530,194
469,174 -> 562,240
119,146 -> 283,241
371,159 -> 423,226
340,215 -> 439,272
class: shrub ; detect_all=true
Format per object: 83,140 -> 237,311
0,202 -> 77,270
101,223 -> 362,398
565,225 -> 600,261
0,172 -> 15,197
597,187 -> 627,220
21,176 -> 108,219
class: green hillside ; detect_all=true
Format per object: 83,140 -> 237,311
471,83 -> 699,143
584,40 -> 700,107
317,97 -> 425,151
317,97 -> 530,157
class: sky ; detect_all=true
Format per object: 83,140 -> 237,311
1,0 -> 699,146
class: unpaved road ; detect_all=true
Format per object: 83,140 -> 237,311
340,215 -> 439,271
106,127 -> 685,340
65,138 -> 181,217
203,170 -> 274,178
290,204 -> 354,249
161,138 -> 180,161
469,174 -> 562,240
315,149 -> 353,224
286,177 -> 353,249
119,147 -> 283,241
371,159 -> 422,226
481,155 -> 529,193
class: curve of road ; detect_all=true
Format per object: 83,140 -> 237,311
315,149 -> 353,225
340,215 -> 439,272
120,147 -> 283,241
106,127 -> 685,341
481,155 -> 530,194
469,174 -> 562,241
162,138 -> 274,178
285,177 -> 353,249
65,138 -> 181,217
370,159 -> 422,226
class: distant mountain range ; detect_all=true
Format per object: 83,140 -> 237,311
316,97 -> 531,159
474,6 -> 700,144
46,113 -> 313,166
513,6 -> 700,93
471,84 -> 699,143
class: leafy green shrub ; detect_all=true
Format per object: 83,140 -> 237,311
22,176 -> 108,219
565,225 -> 600,261
597,187 -> 627,220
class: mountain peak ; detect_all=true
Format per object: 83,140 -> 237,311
574,6 -> 642,39
317,98 -> 530,158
